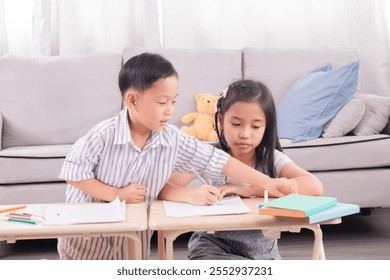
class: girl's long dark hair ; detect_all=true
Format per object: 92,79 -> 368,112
214,80 -> 282,178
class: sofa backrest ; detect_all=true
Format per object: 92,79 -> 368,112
0,53 -> 123,148
242,48 -> 360,104
122,47 -> 242,128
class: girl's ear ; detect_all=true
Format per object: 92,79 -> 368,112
217,112 -> 223,129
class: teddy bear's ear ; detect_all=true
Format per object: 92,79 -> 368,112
195,93 -> 203,102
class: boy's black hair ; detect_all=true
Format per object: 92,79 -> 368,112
118,52 -> 178,96
214,79 -> 283,178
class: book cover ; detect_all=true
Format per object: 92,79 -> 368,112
258,193 -> 338,218
275,202 -> 360,224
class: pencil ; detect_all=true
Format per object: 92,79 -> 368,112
8,218 -> 36,225
191,168 -> 221,203
0,205 -> 27,214
190,168 -> 207,185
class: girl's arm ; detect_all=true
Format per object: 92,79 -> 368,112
159,173 -> 221,205
278,162 -> 323,196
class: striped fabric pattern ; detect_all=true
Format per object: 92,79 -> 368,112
58,108 -> 229,259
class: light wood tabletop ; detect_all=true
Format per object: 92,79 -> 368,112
0,202 -> 148,259
149,197 -> 341,260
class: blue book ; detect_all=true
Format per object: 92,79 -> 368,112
259,194 -> 338,217
275,202 -> 360,224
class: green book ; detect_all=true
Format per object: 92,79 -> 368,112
258,193 -> 338,218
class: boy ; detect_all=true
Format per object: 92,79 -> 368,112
58,53 -> 295,260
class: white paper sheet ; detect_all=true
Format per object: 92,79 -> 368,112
163,196 -> 250,217
43,197 -> 126,226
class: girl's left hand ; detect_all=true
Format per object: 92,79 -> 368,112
219,184 -> 254,198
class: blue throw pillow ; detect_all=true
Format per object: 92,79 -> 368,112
276,60 -> 359,142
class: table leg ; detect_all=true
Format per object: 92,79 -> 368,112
302,224 -> 325,260
161,230 -> 189,260
121,233 -> 143,260
158,231 -> 165,260
273,224 -> 326,260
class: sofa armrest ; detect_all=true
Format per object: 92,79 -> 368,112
382,118 -> 390,135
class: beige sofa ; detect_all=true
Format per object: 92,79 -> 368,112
1,47 -> 389,209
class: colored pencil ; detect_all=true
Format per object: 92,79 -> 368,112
0,205 -> 27,214
8,218 -> 36,225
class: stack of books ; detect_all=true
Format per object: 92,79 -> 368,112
258,193 -> 360,224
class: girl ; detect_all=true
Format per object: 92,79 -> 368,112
159,79 -> 323,259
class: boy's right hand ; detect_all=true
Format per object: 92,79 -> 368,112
117,184 -> 147,203
189,185 -> 221,206
266,178 -> 297,197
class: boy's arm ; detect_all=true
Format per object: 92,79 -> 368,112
221,157 -> 294,197
279,162 -> 324,196
66,179 -> 147,203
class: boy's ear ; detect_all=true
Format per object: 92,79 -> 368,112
124,90 -> 138,107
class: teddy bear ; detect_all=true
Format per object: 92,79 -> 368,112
181,93 -> 219,141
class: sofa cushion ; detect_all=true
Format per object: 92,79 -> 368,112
0,53 -> 123,149
0,182 -> 67,204
242,48 -> 360,104
353,93 -> 390,136
0,145 -> 71,184
315,169 -> 390,207
276,61 -> 359,142
280,134 -> 390,171
322,98 -> 366,138
122,47 -> 242,128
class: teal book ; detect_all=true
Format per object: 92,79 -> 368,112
276,202 -> 360,224
258,193 -> 338,218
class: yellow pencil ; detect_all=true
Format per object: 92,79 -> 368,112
0,205 -> 27,214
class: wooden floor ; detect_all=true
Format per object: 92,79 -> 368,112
1,207 -> 389,260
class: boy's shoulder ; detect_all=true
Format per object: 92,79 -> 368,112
164,124 -> 197,140
84,114 -> 118,140
164,123 -> 182,134
164,124 -> 219,147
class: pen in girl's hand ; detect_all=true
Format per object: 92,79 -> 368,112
191,168 -> 207,185
191,168 -> 221,203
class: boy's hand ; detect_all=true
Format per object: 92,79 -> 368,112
117,184 -> 147,203
188,185 -> 221,206
266,178 -> 298,197
283,178 -> 298,195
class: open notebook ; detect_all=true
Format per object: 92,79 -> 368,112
43,197 -> 126,226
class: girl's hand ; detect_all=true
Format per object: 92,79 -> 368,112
219,183 -> 254,198
117,184 -> 147,203
188,185 -> 221,205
